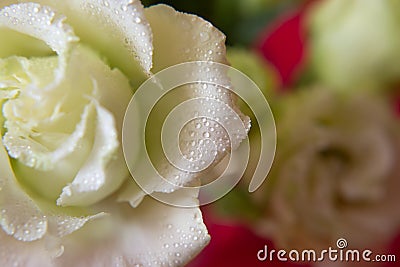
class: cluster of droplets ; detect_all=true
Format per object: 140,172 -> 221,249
82,0 -> 153,72
123,212 -> 208,267
51,214 -> 98,238
179,116 -> 230,171
0,204 -> 47,242
179,16 -> 225,62
159,81 -> 248,189
121,60 -> 251,205
0,3 -> 77,55
3,135 -> 38,168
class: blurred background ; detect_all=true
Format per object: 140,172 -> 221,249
143,0 -> 400,266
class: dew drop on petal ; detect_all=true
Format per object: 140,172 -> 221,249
199,31 -> 210,42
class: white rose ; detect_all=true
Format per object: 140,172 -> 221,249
0,1 -> 249,266
253,88 -> 400,251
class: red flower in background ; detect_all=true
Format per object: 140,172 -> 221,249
254,8 -> 308,88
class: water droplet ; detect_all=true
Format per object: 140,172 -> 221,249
199,32 -> 210,42
135,17 -> 141,23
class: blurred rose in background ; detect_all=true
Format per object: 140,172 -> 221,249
142,0 -> 400,266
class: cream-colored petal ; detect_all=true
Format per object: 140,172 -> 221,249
1,121 -> 108,253
54,44 -> 133,207
54,189 -> 210,267
129,5 -> 250,197
0,230 -> 52,267
24,0 -> 153,79
0,138 -> 47,242
57,103 -> 124,206
117,179 -> 146,208
145,4 -> 227,71
0,3 -> 78,90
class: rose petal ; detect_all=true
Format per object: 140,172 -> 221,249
117,179 -> 146,208
70,0 -> 153,76
46,212 -> 106,238
123,5 -> 250,197
55,45 -> 132,206
1,122 -> 105,245
54,189 -> 210,267
0,229 -> 52,267
145,4 -> 228,70
57,103 -> 122,206
3,45 -> 132,205
0,3 -> 78,90
0,138 -> 47,242
3,98 -> 93,173
3,76 -> 99,198
25,0 -> 153,79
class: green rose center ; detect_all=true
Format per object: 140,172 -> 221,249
1,44 -> 133,206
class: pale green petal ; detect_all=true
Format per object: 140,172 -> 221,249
0,89 -> 18,99
0,139 -> 47,242
54,45 -> 133,207
0,3 -> 78,90
3,44 -> 132,205
24,0 -> 153,80
54,189 -> 210,267
1,127 -> 103,245
0,56 -> 30,92
7,103 -> 95,200
57,103 -> 123,206
4,102 -> 93,171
